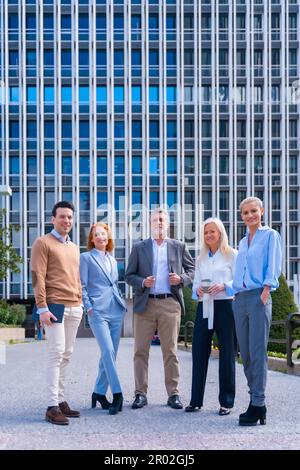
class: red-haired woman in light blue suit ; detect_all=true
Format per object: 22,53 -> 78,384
80,222 -> 126,415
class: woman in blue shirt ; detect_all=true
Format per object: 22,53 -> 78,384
232,197 -> 282,426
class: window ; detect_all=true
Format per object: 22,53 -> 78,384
27,86 -> 36,102
44,49 -> 54,65
9,87 -> 19,102
114,14 -> 124,29
167,86 -> 176,103
97,86 -> 107,102
167,121 -> 176,138
132,156 -> 142,173
96,14 -> 106,29
202,121 -> 211,138
9,156 -> 19,173
272,120 -> 280,138
131,15 -> 141,29
44,121 -> 54,138
62,86 -> 72,103
62,157 -> 72,174
132,49 -> 141,65
167,156 -> 177,174
150,156 -> 159,174
26,50 -> 36,66
219,120 -> 228,138
26,14 -> 36,29
184,120 -> 194,138
80,156 -> 89,174
79,14 -> 89,29
79,50 -> 89,66
132,121 -> 142,138
167,50 -> 176,66
132,86 -> 141,102
149,14 -> 158,29
150,121 -> 159,138
97,120 -> 107,138
115,156 -> 124,174
61,15 -> 71,29
97,156 -> 107,174
96,50 -> 106,66
44,86 -> 54,102
9,51 -> 18,66
61,50 -> 72,66
62,121 -> 72,138
114,122 -> 125,138
149,50 -> 159,65
184,86 -> 193,102
79,86 -> 89,103
114,50 -> 124,66
44,13 -> 53,29
114,86 -> 124,102
9,121 -> 19,138
8,14 -> 18,29
149,86 -> 159,102
44,156 -> 54,173
27,156 -> 37,173
79,121 -> 89,139
27,121 -> 37,138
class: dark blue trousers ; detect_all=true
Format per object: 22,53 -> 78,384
189,299 -> 237,408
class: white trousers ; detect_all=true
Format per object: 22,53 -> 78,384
44,306 -> 83,406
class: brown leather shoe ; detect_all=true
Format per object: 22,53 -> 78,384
45,406 -> 69,425
59,401 -> 80,418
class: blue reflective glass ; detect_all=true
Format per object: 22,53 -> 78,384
132,86 -> 141,102
115,191 -> 125,210
80,191 -> 90,210
79,14 -> 89,29
167,121 -> 176,138
114,14 -> 124,29
150,191 -> 159,205
114,122 -> 124,138
96,14 -> 106,29
79,86 -> 89,102
97,120 -> 107,138
61,15 -> 71,29
44,49 -> 54,65
62,121 -> 72,138
61,86 -> 72,102
132,121 -> 142,138
167,86 -> 176,102
80,156 -> 89,173
9,156 -> 19,173
167,156 -> 177,173
167,50 -> 176,65
167,191 -> 177,206
149,87 -> 159,103
97,192 -> 107,206
26,50 -> 36,65
27,121 -> 37,138
27,86 -> 36,102
44,121 -> 54,138
79,121 -> 89,138
149,156 -> 159,174
9,51 -> 18,65
132,156 -> 142,173
97,157 -> 107,174
79,50 -> 89,66
27,156 -> 37,173
150,121 -> 159,138
114,86 -> 124,102
115,156 -> 124,173
149,14 -> 158,29
44,14 -> 53,29
132,191 -> 142,204
132,50 -> 141,65
96,50 -> 106,65
166,14 -> 176,29
61,50 -> 72,65
96,86 -> 107,102
8,14 -> 18,28
114,50 -> 124,65
131,15 -> 141,28
44,86 -> 54,102
9,121 -> 19,138
62,156 -> 72,174
26,14 -> 36,29
9,87 -> 19,102
44,156 -> 55,173
149,50 -> 159,65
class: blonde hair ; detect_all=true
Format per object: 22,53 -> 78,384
239,196 -> 263,212
198,217 -> 234,261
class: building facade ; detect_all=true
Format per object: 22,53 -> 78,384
0,0 -> 299,305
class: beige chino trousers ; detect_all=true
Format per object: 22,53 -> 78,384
44,306 -> 83,406
133,297 -> 181,397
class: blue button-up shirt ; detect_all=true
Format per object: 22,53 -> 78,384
231,225 -> 282,294
37,229 -> 70,315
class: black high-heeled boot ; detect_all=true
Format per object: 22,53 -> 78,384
91,392 -> 111,410
109,393 -> 123,415
239,404 -> 266,426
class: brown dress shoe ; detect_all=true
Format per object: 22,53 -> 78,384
59,401 -> 80,418
45,406 -> 69,425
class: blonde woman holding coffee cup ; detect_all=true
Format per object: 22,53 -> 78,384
185,218 -> 237,415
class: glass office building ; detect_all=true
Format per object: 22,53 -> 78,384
0,0 -> 299,302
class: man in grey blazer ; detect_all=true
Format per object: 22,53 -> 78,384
125,208 -> 195,410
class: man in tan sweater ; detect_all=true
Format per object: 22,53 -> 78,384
31,201 -> 83,425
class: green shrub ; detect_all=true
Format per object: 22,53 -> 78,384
182,287 -> 197,325
8,304 -> 26,326
269,274 -> 299,353
0,300 -> 10,325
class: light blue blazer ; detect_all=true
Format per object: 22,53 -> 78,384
80,249 -> 126,314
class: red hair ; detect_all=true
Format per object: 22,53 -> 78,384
87,222 -> 114,252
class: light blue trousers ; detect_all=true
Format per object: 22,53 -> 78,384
232,288 -> 272,407
88,303 -> 125,395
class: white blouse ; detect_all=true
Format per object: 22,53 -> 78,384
192,249 -> 238,301
96,249 -> 112,276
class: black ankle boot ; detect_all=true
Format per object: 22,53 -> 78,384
91,392 -> 111,410
109,393 -> 123,415
239,404 -> 266,426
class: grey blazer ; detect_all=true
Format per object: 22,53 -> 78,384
125,238 -> 195,316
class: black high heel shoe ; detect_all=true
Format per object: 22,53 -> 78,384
109,393 -> 123,415
239,404 -> 266,426
185,405 -> 201,412
91,392 -> 111,410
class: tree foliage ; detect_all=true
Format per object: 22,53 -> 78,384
0,209 -> 23,280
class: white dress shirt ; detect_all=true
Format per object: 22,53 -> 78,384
150,238 -> 171,295
95,249 -> 112,276
192,249 -> 238,329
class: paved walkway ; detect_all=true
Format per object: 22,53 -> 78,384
0,338 -> 299,450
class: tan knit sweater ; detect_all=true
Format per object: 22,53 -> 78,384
31,233 -> 82,308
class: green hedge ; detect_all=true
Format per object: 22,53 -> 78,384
269,274 -> 299,353
0,300 -> 26,326
182,287 -> 197,325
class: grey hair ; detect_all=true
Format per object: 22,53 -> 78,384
239,196 -> 263,212
150,207 -> 170,223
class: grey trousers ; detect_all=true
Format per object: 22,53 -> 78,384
232,288 -> 272,407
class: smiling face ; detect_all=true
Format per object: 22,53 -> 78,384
92,225 -> 109,252
241,201 -> 264,229
150,211 -> 169,239
204,222 -> 221,250
51,207 -> 73,237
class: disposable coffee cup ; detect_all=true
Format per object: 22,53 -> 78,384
201,279 -> 212,294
